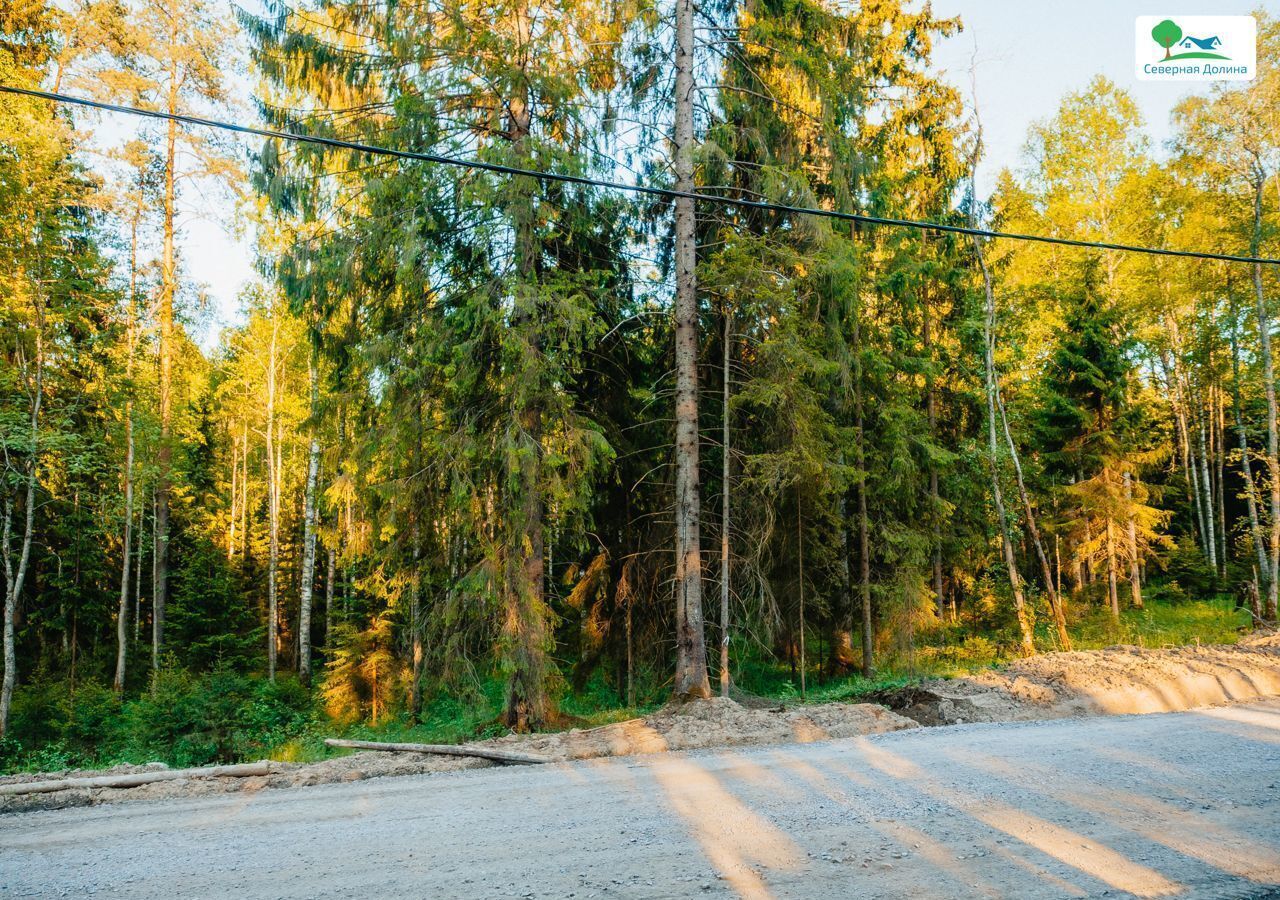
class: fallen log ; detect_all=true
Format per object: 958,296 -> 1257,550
324,738 -> 548,765
0,761 -> 276,797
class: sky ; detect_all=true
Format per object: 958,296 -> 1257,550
118,1 -> 1276,344
931,0 -> 1275,189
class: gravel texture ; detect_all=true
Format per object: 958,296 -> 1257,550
874,633 -> 1280,726
3,700 -> 1278,899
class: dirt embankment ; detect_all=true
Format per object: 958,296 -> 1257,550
3,634 -> 1278,814
0,700 -> 913,814
482,697 -> 914,761
873,631 -> 1280,726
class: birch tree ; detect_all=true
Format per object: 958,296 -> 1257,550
131,0 -> 237,663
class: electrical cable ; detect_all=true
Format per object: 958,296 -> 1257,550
4,85 -> 1278,267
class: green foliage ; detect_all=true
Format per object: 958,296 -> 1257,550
1,666 -> 315,773
1068,597 -> 1246,648
167,533 -> 259,671
320,618 -> 408,727
1164,536 -> 1219,597
1152,20 -> 1183,54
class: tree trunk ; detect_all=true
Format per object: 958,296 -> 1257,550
227,429 -> 238,559
996,386 -> 1071,649
1251,177 -> 1280,622
1054,531 -> 1063,597
829,490 -> 858,670
134,497 -> 144,643
671,0 -> 710,701
1124,470 -> 1143,610
1185,398 -> 1207,555
968,118 -> 1035,656
1215,386 -> 1227,573
796,498 -> 805,700
239,419 -> 249,558
298,352 -> 321,684
625,589 -> 634,707
276,421 -> 284,661
1198,416 -> 1217,573
1083,518 -> 1094,586
409,530 -> 423,722
1,311 -> 42,736
1106,517 -> 1120,621
974,236 -> 1035,655
1231,321 -> 1270,586
1162,329 -> 1205,555
322,739 -> 547,766
923,285 -> 945,620
266,317 -> 280,681
501,36 -> 552,728
720,311 -> 731,697
853,304 -> 874,677
115,413 -> 135,692
115,213 -> 139,692
324,544 -> 335,657
154,32 -> 180,671
409,399 -> 427,721
1068,477 -> 1085,593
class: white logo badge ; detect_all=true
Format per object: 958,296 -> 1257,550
1136,16 -> 1256,81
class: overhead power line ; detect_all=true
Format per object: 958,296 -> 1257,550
4,84 -> 1279,268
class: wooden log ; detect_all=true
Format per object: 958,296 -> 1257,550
323,738 -> 548,765
0,761 -> 276,797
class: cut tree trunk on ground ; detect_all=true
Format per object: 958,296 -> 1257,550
0,762 -> 276,796
323,739 -> 548,766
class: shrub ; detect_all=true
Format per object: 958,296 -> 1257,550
2,664 -> 317,773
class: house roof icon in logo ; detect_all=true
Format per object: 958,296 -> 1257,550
1181,35 -> 1222,50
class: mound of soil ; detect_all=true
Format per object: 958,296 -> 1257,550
875,634 -> 1280,726
484,697 -> 916,761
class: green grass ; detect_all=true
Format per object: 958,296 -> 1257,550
1165,51 -> 1230,61
737,596 -> 1252,702
1065,596 -> 1249,649
267,672 -> 665,765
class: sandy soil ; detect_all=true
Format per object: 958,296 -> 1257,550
874,632 -> 1280,726
0,700 -> 915,813
483,698 -> 916,760
3,635 -> 1278,814
4,701 -> 1279,899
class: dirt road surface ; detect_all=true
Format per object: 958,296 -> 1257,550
3,701 -> 1279,900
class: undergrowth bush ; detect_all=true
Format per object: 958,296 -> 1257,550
1,663 -> 316,773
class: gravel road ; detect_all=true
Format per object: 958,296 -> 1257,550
4,701 -> 1279,900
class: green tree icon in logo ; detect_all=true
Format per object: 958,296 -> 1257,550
1152,19 -> 1183,59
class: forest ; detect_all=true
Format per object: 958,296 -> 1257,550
1,0 -> 1278,772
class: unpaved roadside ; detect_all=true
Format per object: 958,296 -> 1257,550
3,701 -> 1278,899
874,632 -> 1280,726
3,635 -> 1278,814
0,701 -> 917,813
